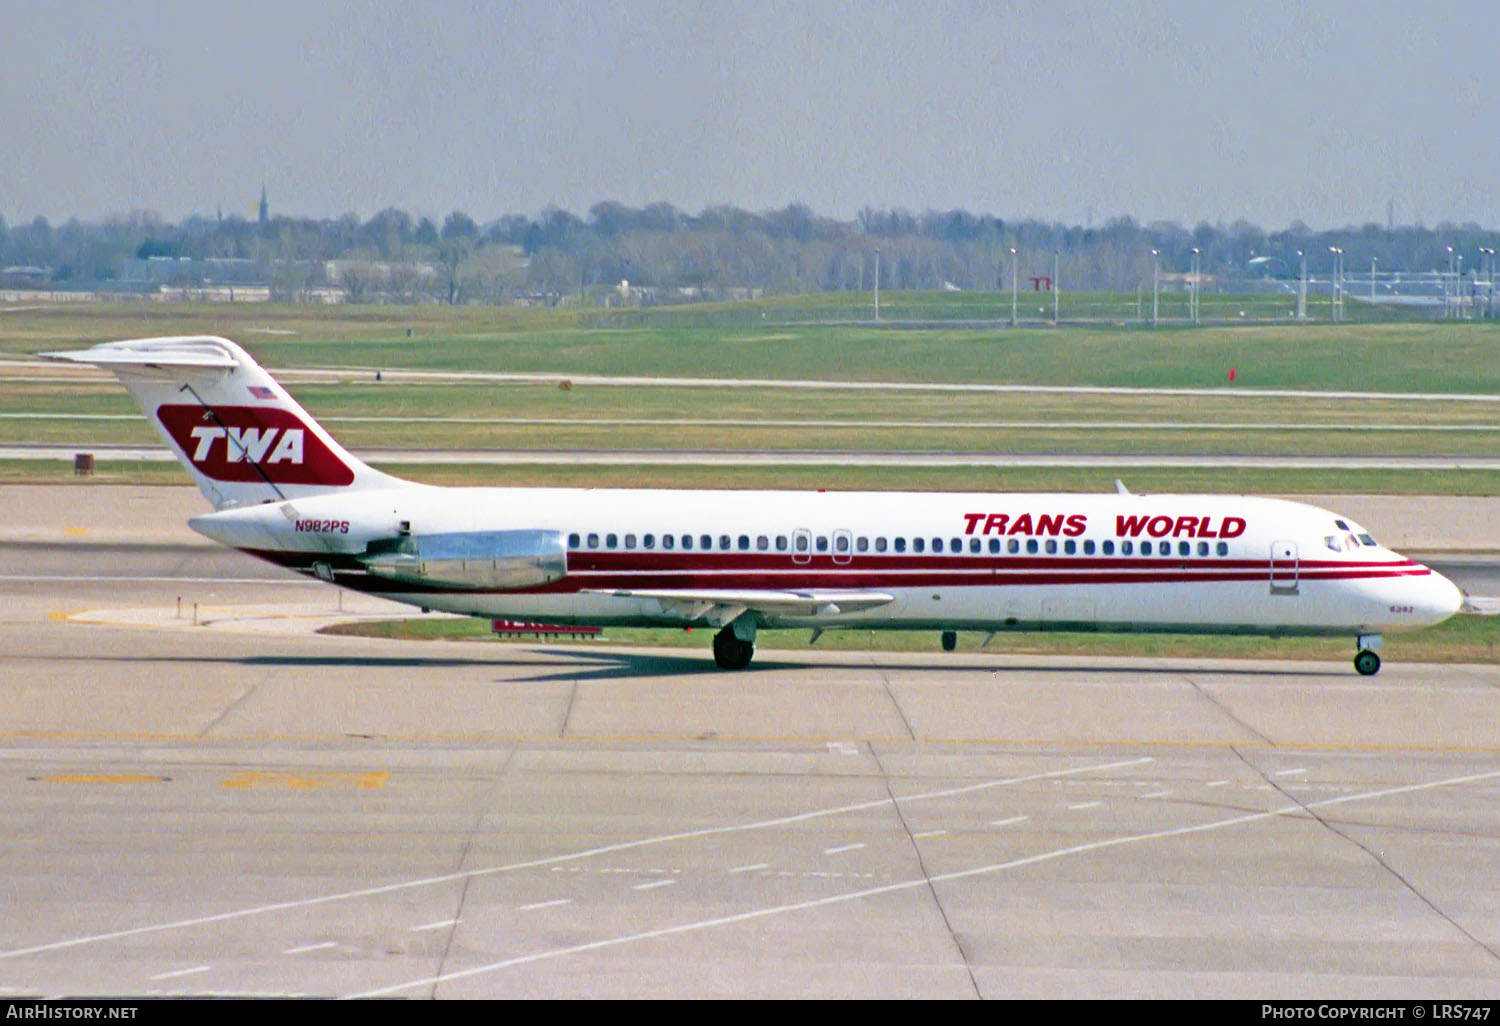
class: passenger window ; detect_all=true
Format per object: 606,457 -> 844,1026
681,534 -> 693,550
1216,541 -> 1228,556
815,536 -> 828,552
1102,540 -> 1114,555
776,535 -> 789,551
1008,539 -> 1020,554
932,537 -> 943,553
857,537 -> 869,552
951,538 -> 962,553
913,538 -> 925,553
895,537 -> 906,553
719,535 -> 731,551
875,537 -> 887,553
738,535 -> 750,551
757,535 -> 769,551
1082,539 -> 1095,555
624,533 -> 637,549
587,533 -> 599,549
1064,539 -> 1076,555
969,538 -> 981,553
700,534 -> 712,550
1196,541 -> 1207,556
1026,539 -> 1039,555
795,535 -> 809,552
1178,541 -> 1190,557
988,538 -> 1000,554
1121,540 -> 1132,555
835,535 -> 849,552
605,534 -> 618,549
568,533 -> 581,549
1045,539 -> 1057,555
663,534 -> 674,550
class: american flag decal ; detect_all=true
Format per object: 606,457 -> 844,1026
247,385 -> 275,399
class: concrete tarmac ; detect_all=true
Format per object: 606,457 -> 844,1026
0,485 -> 1498,999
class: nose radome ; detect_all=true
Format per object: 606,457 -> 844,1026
1421,569 -> 1465,624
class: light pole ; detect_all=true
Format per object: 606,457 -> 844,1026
1328,246 -> 1342,322
1297,250 -> 1307,321
1052,252 -> 1059,325
1010,247 -> 1017,327
874,248 -> 880,323
1371,256 -> 1378,303
1151,249 -> 1159,327
1190,247 -> 1200,325
1447,245 -> 1455,319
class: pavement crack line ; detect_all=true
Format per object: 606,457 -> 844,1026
1230,746 -> 1500,968
433,743 -> 521,997
867,651 -> 917,741
1180,672 -> 1275,746
558,680 -> 579,739
872,745 -> 979,998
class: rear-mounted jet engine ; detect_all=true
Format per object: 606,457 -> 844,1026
361,529 -> 567,590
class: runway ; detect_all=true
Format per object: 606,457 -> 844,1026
1,486 -> 1498,998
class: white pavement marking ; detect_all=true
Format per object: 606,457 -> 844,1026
149,966 -> 211,981
1067,801 -> 1103,810
10,444 -> 1500,470
0,757 -> 1151,961
348,768 -> 1500,998
823,843 -> 866,855
909,830 -> 948,840
517,899 -> 572,912
990,815 -> 1029,827
728,863 -> 770,875
282,942 -> 338,955
409,920 -> 458,932
632,880 -> 676,892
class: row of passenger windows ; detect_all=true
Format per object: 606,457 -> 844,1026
568,532 -> 1233,558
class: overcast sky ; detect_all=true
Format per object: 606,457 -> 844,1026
2,0 -> 1496,229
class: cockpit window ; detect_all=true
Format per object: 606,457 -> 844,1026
1359,533 -> 1377,546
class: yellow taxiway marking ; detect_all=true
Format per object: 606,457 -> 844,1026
221,771 -> 389,790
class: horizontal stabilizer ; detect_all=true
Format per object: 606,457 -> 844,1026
41,337 -> 240,371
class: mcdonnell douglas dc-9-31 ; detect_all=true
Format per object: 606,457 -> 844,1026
43,336 -> 1463,674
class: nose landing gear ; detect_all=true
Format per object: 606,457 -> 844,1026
1354,634 -> 1382,676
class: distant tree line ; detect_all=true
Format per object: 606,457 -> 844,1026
1,202 -> 1496,303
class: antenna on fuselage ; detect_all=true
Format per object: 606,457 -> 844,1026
1115,479 -> 1131,495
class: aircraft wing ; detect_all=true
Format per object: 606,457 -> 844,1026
582,588 -> 894,626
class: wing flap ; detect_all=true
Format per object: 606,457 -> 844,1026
584,588 -> 895,624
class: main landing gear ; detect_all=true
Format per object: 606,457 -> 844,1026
712,624 -> 756,670
1354,634 -> 1382,676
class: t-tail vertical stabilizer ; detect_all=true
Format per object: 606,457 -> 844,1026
42,335 -> 405,509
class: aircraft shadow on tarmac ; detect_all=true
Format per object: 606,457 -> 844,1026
81,649 -> 1354,682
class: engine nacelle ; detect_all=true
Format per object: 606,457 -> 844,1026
361,529 -> 567,590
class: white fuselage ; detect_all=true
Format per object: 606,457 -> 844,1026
189,484 -> 1463,638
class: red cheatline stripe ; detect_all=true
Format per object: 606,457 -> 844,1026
234,547 -> 1432,596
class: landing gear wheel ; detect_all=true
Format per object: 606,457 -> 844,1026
1353,649 -> 1381,676
712,626 -> 755,670
941,630 -> 957,652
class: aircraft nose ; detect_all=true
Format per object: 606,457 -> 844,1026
1418,569 -> 1465,624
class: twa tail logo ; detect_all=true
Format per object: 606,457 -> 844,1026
156,404 -> 354,486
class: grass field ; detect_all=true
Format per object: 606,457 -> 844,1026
3,298 -> 1499,495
